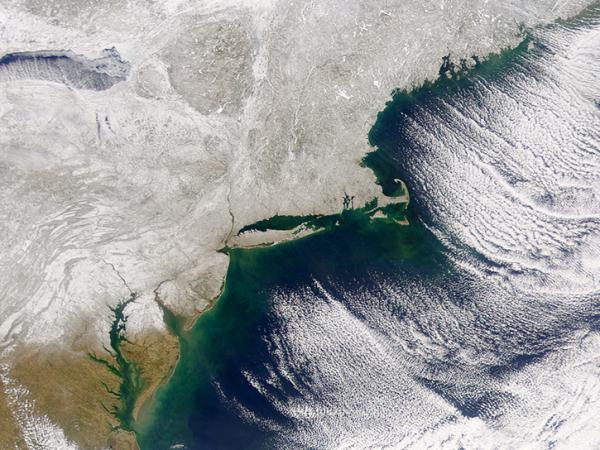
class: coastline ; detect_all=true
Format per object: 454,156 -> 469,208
126,8 -> 600,444
134,196 -> 453,449
131,192 -> 412,439
129,36 -> 534,449
0,2 -> 596,448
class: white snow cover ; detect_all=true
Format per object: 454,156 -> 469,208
0,0 -> 591,349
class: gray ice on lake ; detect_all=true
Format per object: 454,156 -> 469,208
0,47 -> 129,90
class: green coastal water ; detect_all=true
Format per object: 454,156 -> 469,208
126,7 -> 600,448
363,38 -> 532,197
135,206 -> 447,449
132,25 -> 548,450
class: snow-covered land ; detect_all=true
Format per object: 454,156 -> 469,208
0,0 -> 594,447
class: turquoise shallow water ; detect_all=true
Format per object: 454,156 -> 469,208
111,36 -> 529,446
134,39 -> 525,450
134,8 -> 600,448
135,209 -> 447,449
